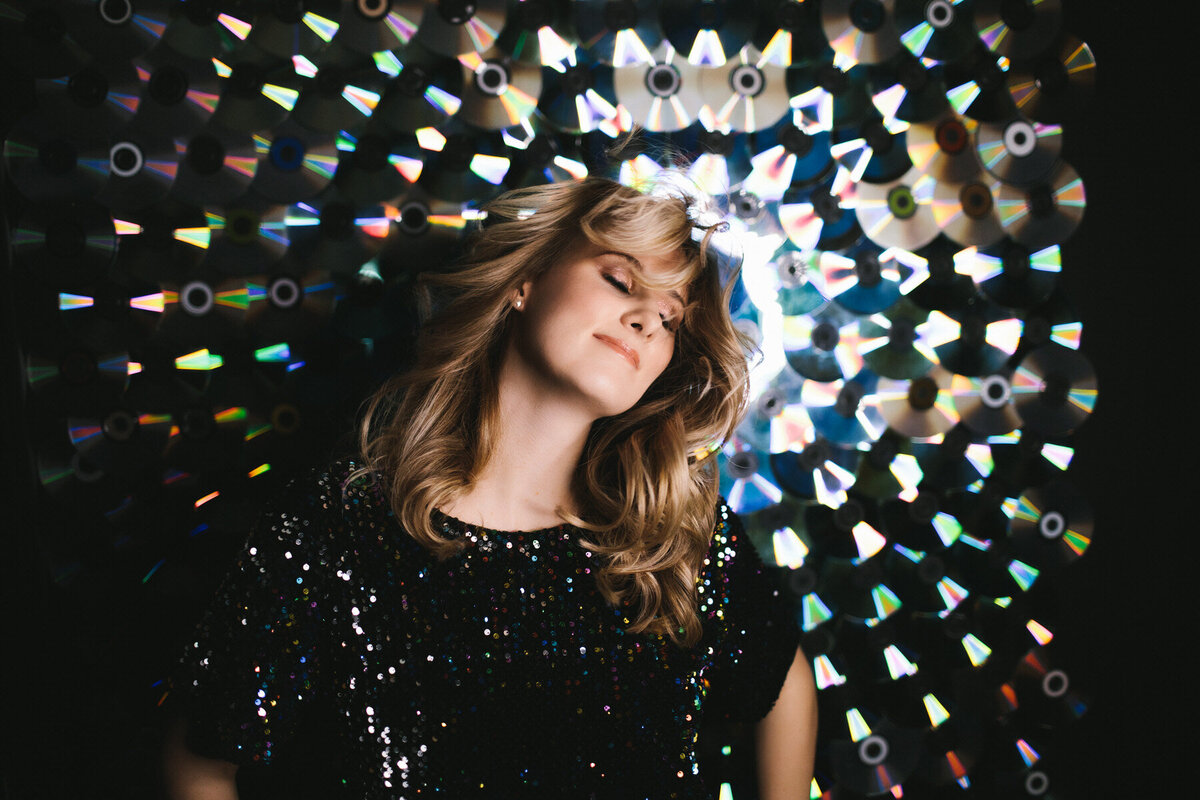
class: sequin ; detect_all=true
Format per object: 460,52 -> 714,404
170,460 -> 799,798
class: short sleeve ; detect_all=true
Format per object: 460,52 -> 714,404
699,501 -> 801,724
168,466 -> 340,765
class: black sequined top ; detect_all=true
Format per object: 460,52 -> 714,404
172,460 -> 799,799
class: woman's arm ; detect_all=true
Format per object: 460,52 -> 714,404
163,717 -> 240,800
755,644 -> 818,800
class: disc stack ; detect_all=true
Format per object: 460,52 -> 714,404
0,1 -> 1101,796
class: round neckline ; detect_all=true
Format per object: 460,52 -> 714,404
431,506 -> 577,537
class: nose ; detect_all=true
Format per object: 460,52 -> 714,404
624,301 -> 665,337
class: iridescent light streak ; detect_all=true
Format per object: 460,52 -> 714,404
176,349 -> 224,370
538,26 -> 576,68
883,644 -> 917,679
814,654 -> 846,689
58,293 -> 94,310
845,708 -> 872,742
194,489 -> 220,508
174,226 -> 211,249
255,343 -> 292,362
937,577 -> 969,611
931,512 -> 962,546
611,30 -> 655,67
302,12 -> 338,42
854,521 -> 888,560
470,154 -> 510,184
772,527 -> 808,568
802,593 -> 834,632
342,84 -> 381,116
262,83 -> 300,110
383,10 -> 418,44
1008,559 -> 1039,591
1016,738 -> 1040,768
130,293 -> 164,311
962,633 -> 991,666
687,29 -> 726,66
217,13 -> 251,40
924,693 -> 951,728
425,84 -> 462,116
1027,619 -> 1054,646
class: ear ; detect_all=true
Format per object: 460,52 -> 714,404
514,279 -> 533,309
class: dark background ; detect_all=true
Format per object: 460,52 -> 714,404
1,2 -> 1188,798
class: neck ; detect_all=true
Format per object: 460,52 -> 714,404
441,347 -> 597,531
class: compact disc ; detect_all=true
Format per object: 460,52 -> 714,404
996,160 -> 1085,250
573,0 -> 664,66
909,428 -> 986,490
1010,285 -> 1082,356
332,0 -> 423,55
202,197 -> 291,275
951,370 -> 1022,435
976,115 -> 1061,186
718,435 -> 784,515
783,303 -> 866,383
803,372 -> 888,446
932,300 -> 1020,377
210,52 -> 300,133
819,245 -> 907,315
1010,343 -> 1096,436
491,0 -> 574,66
416,123 -> 511,202
787,61 -> 875,130
831,118 -> 913,184
905,108 -> 984,183
661,0 -> 756,65
882,542 -> 974,614
283,189 -> 390,274
371,42 -> 465,132
23,323 -> 131,405
244,267 -> 339,339
751,119 -> 836,192
1005,646 -> 1089,727
829,717 -> 924,795
248,119 -> 340,202
821,0 -> 903,66
160,0 -> 253,59
333,124 -> 423,202
60,0 -> 171,61
503,129 -> 593,189
959,241 -> 1061,309
849,167 -> 939,251
456,49 -> 543,130
752,0 -> 827,66
769,247 -> 827,317
697,45 -> 790,133
613,42 -> 703,132
409,0 -> 507,58
867,55 -> 951,124
879,488 -> 961,551
4,109 -> 110,201
779,171 -> 862,252
371,186 -> 470,281
894,0 -> 979,63
973,0 -> 1062,61
169,121 -> 259,205
871,365 -> 959,438
289,45 -> 393,133
96,121 -> 179,211
67,406 -> 174,474
11,201 -> 118,283
245,0 -> 345,60
36,59 -> 142,133
133,44 -> 223,132
932,174 -> 1006,248
156,273 -> 252,346
1006,35 -> 1096,123
771,438 -> 861,506
538,52 -> 619,135
858,299 -> 950,380
1006,479 -> 1092,571
109,199 -> 211,283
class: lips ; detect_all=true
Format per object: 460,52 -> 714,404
594,334 -> 639,368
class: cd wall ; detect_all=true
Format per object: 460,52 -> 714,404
0,1 -> 1145,797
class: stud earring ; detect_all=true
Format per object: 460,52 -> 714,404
514,297 -> 524,310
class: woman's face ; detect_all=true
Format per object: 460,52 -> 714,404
508,238 -> 689,419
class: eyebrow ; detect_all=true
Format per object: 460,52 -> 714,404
602,251 -> 687,306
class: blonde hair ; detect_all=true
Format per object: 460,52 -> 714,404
347,176 -> 752,646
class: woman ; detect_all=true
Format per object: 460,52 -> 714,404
164,175 -> 817,798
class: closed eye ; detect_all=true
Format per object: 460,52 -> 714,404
604,273 -> 632,293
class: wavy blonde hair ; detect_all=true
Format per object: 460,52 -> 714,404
347,175 -> 752,646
